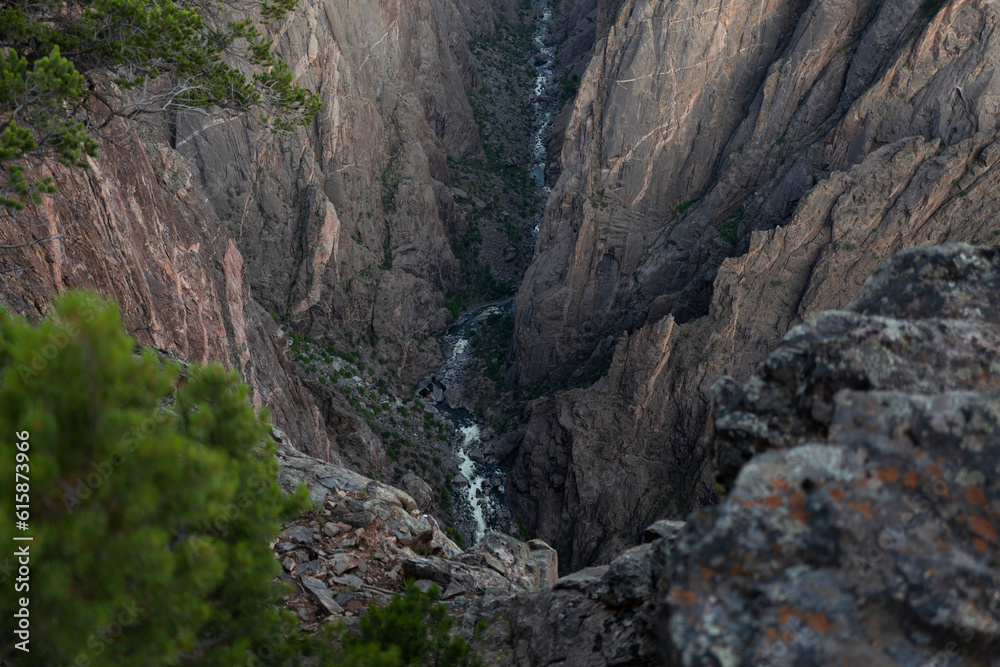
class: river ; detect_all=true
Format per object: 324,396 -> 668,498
422,302 -> 510,544
531,0 -> 555,236
424,2 -> 555,545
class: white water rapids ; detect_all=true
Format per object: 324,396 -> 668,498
431,4 -> 556,546
457,424 -> 488,540
531,1 -> 555,237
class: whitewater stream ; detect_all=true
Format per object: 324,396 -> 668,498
426,303 -> 510,544
531,0 -> 555,236
423,3 -> 556,545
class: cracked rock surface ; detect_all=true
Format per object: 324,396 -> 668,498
436,245 -> 1000,666
667,244 -> 1000,666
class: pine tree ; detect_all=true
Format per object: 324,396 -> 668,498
0,292 -> 486,665
346,581 -> 486,666
0,0 -> 321,208
0,292 -> 310,665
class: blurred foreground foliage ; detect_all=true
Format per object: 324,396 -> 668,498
0,292 -> 481,666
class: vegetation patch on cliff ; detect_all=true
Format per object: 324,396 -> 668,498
283,327 -> 463,520
444,12 -> 543,317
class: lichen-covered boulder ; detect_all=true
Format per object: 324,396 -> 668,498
669,244 -> 1000,666
710,244 -> 1000,489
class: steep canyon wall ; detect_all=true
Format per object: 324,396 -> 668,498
507,0 -> 1000,569
177,0 -> 523,386
0,0 -> 523,472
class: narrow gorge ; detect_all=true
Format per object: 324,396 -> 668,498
2,0 -> 1000,663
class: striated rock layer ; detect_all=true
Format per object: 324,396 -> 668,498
176,0 -> 523,386
506,0 -> 1000,569
0,123 -> 334,461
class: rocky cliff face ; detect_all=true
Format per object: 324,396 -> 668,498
506,0 -> 1000,569
459,244 -> 1000,665
0,0 -> 530,473
176,0 -> 522,387
0,122 -> 335,461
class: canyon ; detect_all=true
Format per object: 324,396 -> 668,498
506,0 -> 1000,570
2,0 -> 1000,663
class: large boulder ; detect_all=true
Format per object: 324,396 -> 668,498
398,472 -> 435,510
666,245 -> 1000,666
709,245 -> 1000,488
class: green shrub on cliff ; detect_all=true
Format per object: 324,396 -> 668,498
0,0 -> 321,209
0,292 -> 482,665
0,292 -> 315,664
345,581 -> 484,666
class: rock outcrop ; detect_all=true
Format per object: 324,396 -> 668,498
451,518 -> 684,665
454,245 -> 1000,665
667,244 -> 1000,666
710,245 -> 1000,488
506,0 -> 1000,569
271,431 -> 561,626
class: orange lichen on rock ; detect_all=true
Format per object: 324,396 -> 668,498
847,501 -> 874,520
804,611 -> 831,632
789,491 -> 807,522
877,466 -> 900,483
966,486 -> 988,506
966,515 -> 998,541
671,589 -> 698,607
777,605 -> 797,626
